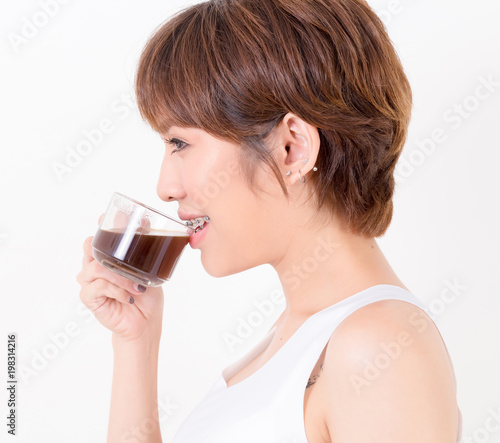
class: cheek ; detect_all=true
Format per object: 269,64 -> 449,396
216,180 -> 273,258
203,171 -> 257,247
184,152 -> 224,208
189,145 -> 283,268
198,173 -> 260,276
213,162 -> 282,237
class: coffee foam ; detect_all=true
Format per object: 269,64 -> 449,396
104,228 -> 189,236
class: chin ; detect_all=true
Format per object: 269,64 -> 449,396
201,254 -> 255,278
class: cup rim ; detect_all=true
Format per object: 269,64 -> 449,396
113,192 -> 190,229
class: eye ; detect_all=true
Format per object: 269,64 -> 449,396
163,137 -> 188,154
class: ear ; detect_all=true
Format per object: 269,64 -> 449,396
272,113 -> 320,186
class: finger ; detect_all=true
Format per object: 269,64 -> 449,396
80,278 -> 134,310
113,210 -> 129,230
80,259 -> 147,295
82,236 -> 95,267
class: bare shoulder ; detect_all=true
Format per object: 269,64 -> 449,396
318,299 -> 459,443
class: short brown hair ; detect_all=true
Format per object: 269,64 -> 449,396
135,0 -> 412,238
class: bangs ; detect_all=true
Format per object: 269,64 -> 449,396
135,5 -> 212,135
135,2 -> 277,141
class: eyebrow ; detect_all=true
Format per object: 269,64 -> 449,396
158,124 -> 183,137
158,128 -> 171,140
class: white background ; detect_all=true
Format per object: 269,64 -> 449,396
1,0 -> 499,441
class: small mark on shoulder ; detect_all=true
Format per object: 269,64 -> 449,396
306,363 -> 324,388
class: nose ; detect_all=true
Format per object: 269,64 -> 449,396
156,153 -> 186,202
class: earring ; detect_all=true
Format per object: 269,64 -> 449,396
305,158 -> 318,172
286,171 -> 291,176
298,169 -> 306,183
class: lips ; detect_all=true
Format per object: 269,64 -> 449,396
178,211 -> 208,222
188,219 -> 210,248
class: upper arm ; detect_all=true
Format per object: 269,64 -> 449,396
319,300 -> 459,443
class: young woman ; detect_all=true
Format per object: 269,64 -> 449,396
78,0 -> 462,441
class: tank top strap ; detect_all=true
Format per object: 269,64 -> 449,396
268,284 -> 430,441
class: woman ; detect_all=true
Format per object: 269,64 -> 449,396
78,0 -> 462,441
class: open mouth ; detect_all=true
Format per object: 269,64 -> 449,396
186,216 -> 210,233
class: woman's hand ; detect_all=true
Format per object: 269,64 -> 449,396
77,235 -> 164,343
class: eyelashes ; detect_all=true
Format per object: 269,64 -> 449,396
163,137 -> 188,154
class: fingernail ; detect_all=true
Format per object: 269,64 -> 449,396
134,284 -> 147,293
129,296 -> 135,304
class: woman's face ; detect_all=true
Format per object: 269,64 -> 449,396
156,127 -> 291,277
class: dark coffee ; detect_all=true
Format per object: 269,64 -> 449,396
92,228 -> 189,286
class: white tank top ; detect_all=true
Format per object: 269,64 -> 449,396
172,284 -> 462,442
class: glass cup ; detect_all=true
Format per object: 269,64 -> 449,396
91,192 -> 193,287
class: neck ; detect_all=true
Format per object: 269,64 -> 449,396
271,216 -> 406,322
